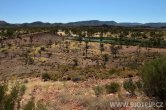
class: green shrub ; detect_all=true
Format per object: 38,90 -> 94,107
23,99 -> 35,110
23,56 -> 34,65
4,84 -> 20,110
108,68 -> 119,76
24,99 -> 53,110
0,84 -> 7,109
36,101 -> 48,110
105,82 -> 120,94
135,80 -> 143,91
87,97 -> 112,110
69,73 -> 85,82
28,57 -> 34,65
93,86 -> 104,96
42,73 -> 51,81
71,77 -> 82,82
40,47 -> 45,51
123,79 -> 136,95
0,83 -> 26,110
50,73 -> 60,81
82,97 -> 119,110
141,57 -> 166,104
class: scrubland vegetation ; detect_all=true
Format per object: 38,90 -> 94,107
0,26 -> 166,110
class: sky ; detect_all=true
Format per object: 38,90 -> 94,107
0,0 -> 166,23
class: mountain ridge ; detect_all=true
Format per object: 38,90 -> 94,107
1,20 -> 166,28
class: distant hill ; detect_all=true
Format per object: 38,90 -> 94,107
118,22 -> 143,27
143,23 -> 166,28
0,20 -> 11,26
66,20 -> 117,26
22,21 -> 52,27
0,20 -> 166,28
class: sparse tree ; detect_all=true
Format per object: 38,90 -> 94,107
102,54 -> 109,66
85,41 -> 89,58
29,36 -> 33,44
47,39 -> 52,48
100,43 -> 104,54
110,45 -> 119,58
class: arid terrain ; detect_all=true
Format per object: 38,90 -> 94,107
0,27 -> 166,110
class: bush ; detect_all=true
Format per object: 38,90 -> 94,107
105,82 -> 120,94
0,84 -> 7,109
23,99 -> 35,110
42,73 -> 51,81
135,80 -> 143,91
71,77 -> 82,82
86,97 -> 112,110
108,68 -> 119,76
123,79 -> 136,95
81,97 -> 120,110
141,57 -> 166,104
50,73 -> 60,81
69,73 -> 85,82
0,83 -> 26,110
24,100 -> 56,110
36,101 -> 48,110
28,57 -> 34,65
93,86 -> 104,97
4,84 -> 20,110
40,47 -> 45,51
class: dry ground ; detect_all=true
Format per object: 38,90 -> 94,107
0,33 -> 165,110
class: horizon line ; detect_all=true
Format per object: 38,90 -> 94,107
1,19 -> 166,24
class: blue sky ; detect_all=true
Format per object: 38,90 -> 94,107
0,0 -> 166,23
